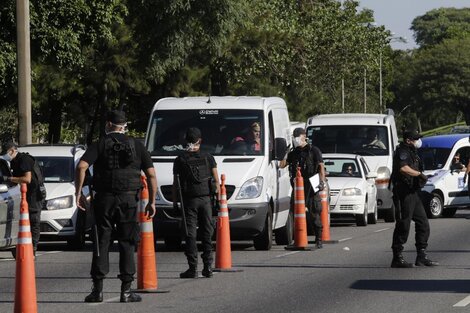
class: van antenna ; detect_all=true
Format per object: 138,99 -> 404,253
207,72 -> 212,104
207,95 -> 211,104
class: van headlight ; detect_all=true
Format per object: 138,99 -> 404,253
237,177 -> 263,199
342,188 -> 362,196
375,166 -> 391,186
47,195 -> 73,210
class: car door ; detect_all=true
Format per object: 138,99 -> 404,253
446,147 -> 470,206
0,159 -> 19,249
360,157 -> 376,213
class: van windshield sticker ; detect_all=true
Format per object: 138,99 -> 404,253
199,110 -> 219,115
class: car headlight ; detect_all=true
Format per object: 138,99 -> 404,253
375,166 -> 391,186
47,195 -> 73,210
342,188 -> 362,196
237,177 -> 263,199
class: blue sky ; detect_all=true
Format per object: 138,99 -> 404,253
358,0 -> 469,50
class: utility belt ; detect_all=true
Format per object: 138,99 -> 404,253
95,190 -> 139,196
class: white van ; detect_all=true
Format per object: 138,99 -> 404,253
305,111 -> 398,222
146,96 -> 292,250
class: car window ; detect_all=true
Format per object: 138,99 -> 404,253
35,157 -> 74,182
324,158 -> 361,178
418,148 -> 451,170
451,147 -> 470,170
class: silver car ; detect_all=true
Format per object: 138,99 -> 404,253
0,158 -> 20,258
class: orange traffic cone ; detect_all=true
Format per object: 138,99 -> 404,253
320,187 -> 338,244
135,176 -> 169,293
285,168 -> 311,250
214,174 -> 242,272
14,183 -> 37,313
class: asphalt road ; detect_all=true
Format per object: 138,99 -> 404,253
2,211 -> 470,313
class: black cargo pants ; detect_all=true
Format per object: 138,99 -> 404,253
391,189 -> 430,252
291,179 -> 323,238
91,192 -> 140,283
183,196 -> 214,269
27,195 -> 44,253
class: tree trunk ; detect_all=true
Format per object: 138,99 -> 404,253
47,97 -> 64,144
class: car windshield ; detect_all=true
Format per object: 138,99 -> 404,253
307,125 -> 390,156
418,148 -> 451,170
35,157 -> 74,183
146,109 -> 265,156
324,158 -> 362,178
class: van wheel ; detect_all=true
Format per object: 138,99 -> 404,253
442,208 -> 457,218
426,193 -> 443,218
356,201 -> 368,226
384,203 -> 396,223
254,213 -> 273,250
274,209 -> 293,246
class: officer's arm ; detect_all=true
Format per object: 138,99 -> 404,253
75,160 -> 90,210
279,159 -> 288,168
9,171 -> 32,185
143,167 -> 157,218
400,165 -> 421,177
212,168 -> 220,198
318,162 -> 326,182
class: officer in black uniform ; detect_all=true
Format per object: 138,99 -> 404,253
1,141 -> 45,256
173,127 -> 220,278
75,110 -> 157,303
390,129 -> 438,268
280,128 -> 326,248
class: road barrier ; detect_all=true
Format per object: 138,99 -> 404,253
14,183 -> 37,313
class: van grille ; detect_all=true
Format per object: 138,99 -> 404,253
160,185 -> 236,201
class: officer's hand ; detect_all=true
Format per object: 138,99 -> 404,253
318,181 -> 325,191
76,194 -> 87,211
145,202 -> 156,219
419,173 -> 428,182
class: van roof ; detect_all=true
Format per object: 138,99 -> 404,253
307,113 -> 393,126
421,134 -> 469,149
153,96 -> 286,111
18,144 -> 86,157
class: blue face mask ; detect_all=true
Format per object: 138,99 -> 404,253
2,152 -> 12,162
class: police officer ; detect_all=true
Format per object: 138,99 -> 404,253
173,127 -> 220,278
390,129 -> 438,268
75,110 -> 157,303
1,141 -> 45,256
280,128 -> 326,248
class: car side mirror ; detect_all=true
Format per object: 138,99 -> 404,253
274,137 -> 288,161
0,184 -> 9,193
366,172 -> 378,179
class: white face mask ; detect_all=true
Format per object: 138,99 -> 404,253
2,152 -> 12,162
105,122 -> 127,135
187,142 -> 200,151
414,139 -> 422,149
293,137 -> 303,148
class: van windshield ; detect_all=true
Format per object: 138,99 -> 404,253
307,125 -> 390,156
147,109 -> 265,156
418,148 -> 451,170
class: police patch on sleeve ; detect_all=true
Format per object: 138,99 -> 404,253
399,151 -> 409,161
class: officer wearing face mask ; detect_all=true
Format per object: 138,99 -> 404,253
280,128 -> 326,248
390,129 -> 438,268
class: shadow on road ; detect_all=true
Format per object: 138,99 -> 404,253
351,279 -> 470,293
236,263 -> 388,269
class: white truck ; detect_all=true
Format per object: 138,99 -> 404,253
145,96 -> 292,250
305,111 -> 399,222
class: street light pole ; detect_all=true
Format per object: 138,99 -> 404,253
364,68 -> 367,113
379,50 -> 383,112
341,78 -> 345,113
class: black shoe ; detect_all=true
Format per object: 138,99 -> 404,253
180,268 -> 198,279
120,282 -> 142,303
415,256 -> 439,266
391,256 -> 414,268
315,240 -> 323,249
202,266 -> 213,278
84,280 -> 103,303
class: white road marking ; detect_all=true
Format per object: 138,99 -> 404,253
275,251 -> 300,258
89,296 -> 121,305
338,237 -> 353,242
453,295 -> 470,307
374,228 -> 391,233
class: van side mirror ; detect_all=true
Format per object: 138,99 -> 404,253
274,138 -> 288,161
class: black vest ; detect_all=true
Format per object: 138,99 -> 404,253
289,144 -> 319,181
93,135 -> 141,192
179,151 -> 212,197
391,142 -> 422,191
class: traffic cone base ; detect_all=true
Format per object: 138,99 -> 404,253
284,245 -> 312,251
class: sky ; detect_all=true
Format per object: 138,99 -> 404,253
358,0 -> 470,50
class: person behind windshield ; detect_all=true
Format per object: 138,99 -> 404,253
342,163 -> 355,177
450,153 -> 466,172
363,128 -> 386,149
230,122 -> 261,153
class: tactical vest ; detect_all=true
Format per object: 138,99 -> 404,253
179,152 -> 212,197
93,135 -> 141,192
391,142 -> 422,191
289,144 -> 319,180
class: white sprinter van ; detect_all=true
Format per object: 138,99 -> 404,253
305,111 -> 399,222
145,96 -> 292,250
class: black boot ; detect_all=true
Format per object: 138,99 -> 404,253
84,280 -> 103,303
415,249 -> 439,266
391,251 -> 413,268
315,238 -> 323,249
120,281 -> 142,303
202,265 -> 213,278
180,267 -> 197,279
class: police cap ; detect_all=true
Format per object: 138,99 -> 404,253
107,110 -> 127,125
185,127 -> 202,143
403,129 -> 422,141
293,127 -> 306,138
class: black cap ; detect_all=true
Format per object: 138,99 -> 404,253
185,127 -> 202,143
403,129 -> 422,140
106,110 -> 127,124
293,127 -> 306,137
1,141 -> 17,154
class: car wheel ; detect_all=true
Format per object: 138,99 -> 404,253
164,236 -> 182,251
253,213 -> 273,250
427,193 -> 443,218
274,209 -> 293,246
356,200 -> 368,226
383,202 -> 396,223
442,208 -> 457,218
368,200 -> 378,224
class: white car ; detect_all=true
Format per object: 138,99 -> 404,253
0,158 -> 20,258
419,134 -> 470,218
324,153 -> 378,226
19,144 -> 90,249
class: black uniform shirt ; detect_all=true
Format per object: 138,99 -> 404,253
173,151 -> 217,176
11,152 -> 41,209
286,144 -> 323,179
393,142 -> 421,191
81,133 -> 153,170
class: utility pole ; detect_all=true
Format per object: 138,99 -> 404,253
379,50 -> 383,112
16,0 -> 32,145
363,68 -> 367,113
341,78 -> 345,113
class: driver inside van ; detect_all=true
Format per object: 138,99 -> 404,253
450,153 -> 466,172
363,128 -> 386,149
230,122 -> 261,153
